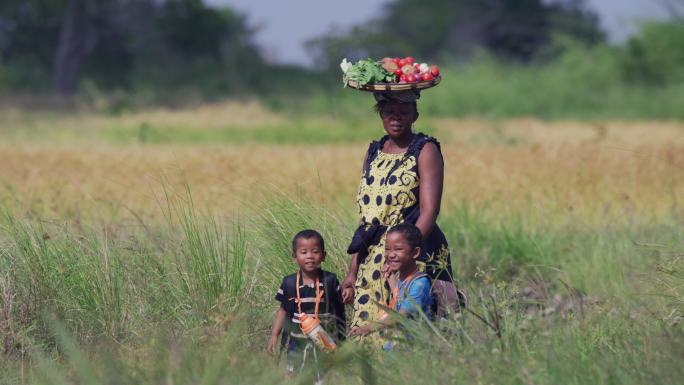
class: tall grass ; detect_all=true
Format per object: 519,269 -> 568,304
0,193 -> 682,384
249,191 -> 354,289
0,208 -> 127,341
169,187 -> 248,316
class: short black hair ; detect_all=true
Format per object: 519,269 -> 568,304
387,223 -> 422,249
292,229 -> 325,253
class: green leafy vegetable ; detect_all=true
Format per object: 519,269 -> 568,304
342,58 -> 394,86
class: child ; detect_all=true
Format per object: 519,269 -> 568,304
268,229 -> 346,381
349,223 -> 432,343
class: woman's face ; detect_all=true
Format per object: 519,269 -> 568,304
379,102 -> 418,139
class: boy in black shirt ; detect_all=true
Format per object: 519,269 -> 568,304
268,230 -> 346,381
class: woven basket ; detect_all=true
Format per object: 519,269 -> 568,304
346,76 -> 441,92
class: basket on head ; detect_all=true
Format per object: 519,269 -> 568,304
346,76 -> 441,92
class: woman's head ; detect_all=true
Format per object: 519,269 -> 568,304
375,100 -> 419,139
373,91 -> 420,140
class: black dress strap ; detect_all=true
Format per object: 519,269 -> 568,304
385,132 -> 441,177
409,133 -> 441,157
363,136 -> 388,179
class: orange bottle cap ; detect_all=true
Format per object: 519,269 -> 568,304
299,314 -> 320,334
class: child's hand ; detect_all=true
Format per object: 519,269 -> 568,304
341,286 -> 355,304
386,271 -> 399,290
267,334 -> 279,354
381,261 -> 391,278
381,262 -> 399,288
349,325 -> 374,337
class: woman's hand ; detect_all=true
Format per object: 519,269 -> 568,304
341,275 -> 356,304
341,253 -> 360,304
267,333 -> 279,354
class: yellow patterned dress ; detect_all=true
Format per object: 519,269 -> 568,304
347,133 -> 453,341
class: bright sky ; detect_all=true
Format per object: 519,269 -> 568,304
205,0 -> 670,66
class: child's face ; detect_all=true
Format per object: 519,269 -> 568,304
293,237 -> 325,274
384,232 -> 420,274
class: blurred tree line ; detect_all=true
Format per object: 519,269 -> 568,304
0,0 -> 683,105
307,0 -> 605,67
308,0 -> 684,86
0,0 -> 267,98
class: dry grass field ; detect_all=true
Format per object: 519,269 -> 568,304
1,102 -> 683,385
1,102 -> 683,225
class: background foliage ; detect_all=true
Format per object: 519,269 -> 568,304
0,0 -> 682,120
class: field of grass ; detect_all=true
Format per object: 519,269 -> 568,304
0,102 -> 683,384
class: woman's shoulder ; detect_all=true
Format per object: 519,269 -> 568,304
366,135 -> 389,154
368,133 -> 440,154
412,132 -> 441,153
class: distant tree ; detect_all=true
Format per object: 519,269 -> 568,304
141,0 -> 264,91
307,0 -> 604,69
0,0 -> 264,96
0,1 -> 65,89
621,21 -> 684,84
53,0 -> 97,96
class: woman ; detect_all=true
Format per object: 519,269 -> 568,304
341,90 -> 456,341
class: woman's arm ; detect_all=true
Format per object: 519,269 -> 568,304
341,254 -> 359,304
267,307 -> 286,353
416,142 -> 444,239
342,149 -> 372,303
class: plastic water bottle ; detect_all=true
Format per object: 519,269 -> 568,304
299,314 -> 337,352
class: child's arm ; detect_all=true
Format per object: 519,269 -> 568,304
350,278 -> 429,336
349,322 -> 382,336
268,306 -> 286,354
349,313 -> 398,336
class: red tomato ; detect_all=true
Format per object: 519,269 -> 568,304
405,56 -> 415,65
430,65 -> 440,77
394,69 -> 403,77
393,58 -> 401,65
399,74 -> 408,82
422,73 -> 434,81
405,74 -> 416,83
398,59 -> 407,67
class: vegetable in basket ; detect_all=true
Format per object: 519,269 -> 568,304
341,57 -> 441,85
341,58 -> 395,86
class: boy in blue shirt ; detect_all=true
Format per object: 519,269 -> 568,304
349,223 -> 432,345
